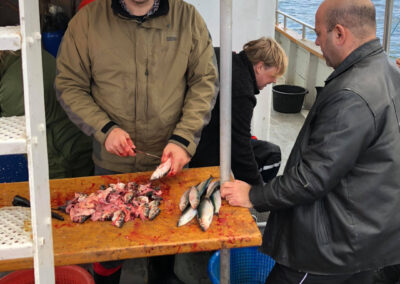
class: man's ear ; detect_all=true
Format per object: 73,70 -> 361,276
334,24 -> 347,46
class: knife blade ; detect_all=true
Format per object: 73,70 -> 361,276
132,148 -> 161,159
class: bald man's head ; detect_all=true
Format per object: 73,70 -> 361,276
321,0 -> 376,40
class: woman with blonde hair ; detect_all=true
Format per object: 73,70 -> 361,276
190,37 -> 287,186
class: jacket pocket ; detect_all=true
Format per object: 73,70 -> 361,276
316,200 -> 330,245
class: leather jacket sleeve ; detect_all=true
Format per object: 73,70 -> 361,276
250,90 -> 376,211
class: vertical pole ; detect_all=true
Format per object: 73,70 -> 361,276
19,0 -> 55,283
382,0 -> 393,54
284,15 -> 287,30
220,0 -> 232,283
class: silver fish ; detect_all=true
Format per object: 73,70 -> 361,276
198,176 -> 214,197
189,186 -> 201,209
179,188 -> 191,211
189,177 -> 214,209
177,207 -> 197,227
211,189 -> 221,215
150,158 -> 172,181
205,180 -> 220,198
197,198 -> 214,231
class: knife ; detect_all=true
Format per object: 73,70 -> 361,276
12,195 -> 65,221
132,148 -> 161,159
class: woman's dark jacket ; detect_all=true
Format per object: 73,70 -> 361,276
190,48 -> 263,185
250,39 -> 400,274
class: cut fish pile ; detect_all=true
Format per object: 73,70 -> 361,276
61,181 -> 162,228
177,176 -> 221,231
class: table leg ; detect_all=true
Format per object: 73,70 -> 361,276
220,248 -> 230,284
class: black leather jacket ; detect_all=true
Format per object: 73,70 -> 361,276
250,39 -> 400,274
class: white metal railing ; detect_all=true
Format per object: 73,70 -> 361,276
383,0 -> 394,53
275,10 -> 315,40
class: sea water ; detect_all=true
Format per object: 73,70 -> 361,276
278,0 -> 400,59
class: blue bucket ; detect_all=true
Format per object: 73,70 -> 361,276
208,247 -> 275,284
42,30 -> 64,58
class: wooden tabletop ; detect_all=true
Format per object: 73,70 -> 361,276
0,166 -> 261,271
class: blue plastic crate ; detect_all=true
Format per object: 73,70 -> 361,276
208,247 -> 275,284
0,155 -> 28,183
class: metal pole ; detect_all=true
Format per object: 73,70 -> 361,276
382,0 -> 394,54
220,0 -> 232,283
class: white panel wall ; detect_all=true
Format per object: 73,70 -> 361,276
185,0 -> 277,140
275,29 -> 334,110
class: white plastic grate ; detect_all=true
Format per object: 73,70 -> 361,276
0,207 -> 33,260
0,116 -> 27,155
0,26 -> 21,51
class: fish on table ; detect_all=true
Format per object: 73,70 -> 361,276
177,176 -> 221,231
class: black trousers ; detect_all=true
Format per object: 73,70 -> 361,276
266,263 -> 375,284
251,139 -> 281,183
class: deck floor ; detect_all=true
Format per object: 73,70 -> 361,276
269,109 -> 306,175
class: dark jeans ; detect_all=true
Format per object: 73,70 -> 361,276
266,263 -> 375,284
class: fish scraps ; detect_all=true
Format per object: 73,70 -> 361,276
60,181 -> 162,228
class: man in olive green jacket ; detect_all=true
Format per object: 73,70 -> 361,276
0,49 -> 93,179
56,0 -> 218,283
56,0 -> 219,177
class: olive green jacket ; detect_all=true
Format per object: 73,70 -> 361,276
0,50 -> 93,178
55,0 -> 219,172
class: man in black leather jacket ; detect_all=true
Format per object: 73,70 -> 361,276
221,0 -> 400,283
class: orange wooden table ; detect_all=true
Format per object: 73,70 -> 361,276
0,166 -> 262,271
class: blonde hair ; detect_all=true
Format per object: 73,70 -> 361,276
243,37 -> 288,76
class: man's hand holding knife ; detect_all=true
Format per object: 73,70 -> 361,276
104,128 -> 190,177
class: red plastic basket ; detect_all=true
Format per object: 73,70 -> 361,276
0,265 -> 94,284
